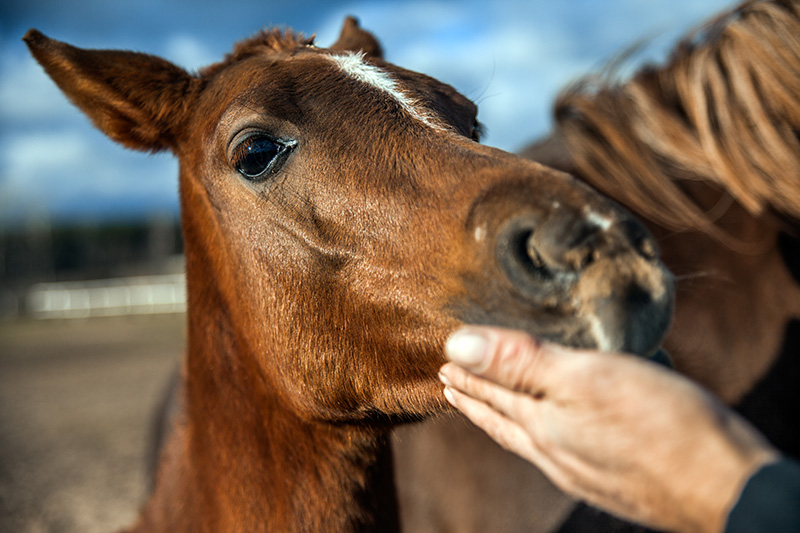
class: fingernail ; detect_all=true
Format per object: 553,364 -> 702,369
445,330 -> 489,367
443,386 -> 456,404
438,371 -> 452,387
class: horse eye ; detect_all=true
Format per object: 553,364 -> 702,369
232,135 -> 288,180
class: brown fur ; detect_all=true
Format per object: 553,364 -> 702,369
25,16 -> 673,533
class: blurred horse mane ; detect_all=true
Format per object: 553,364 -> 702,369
553,0 -> 800,251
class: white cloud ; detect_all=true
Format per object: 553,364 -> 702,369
164,34 -> 216,71
0,51 -> 79,123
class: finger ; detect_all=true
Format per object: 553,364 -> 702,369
440,362 -> 539,425
444,385 -> 588,501
443,386 -> 540,461
444,326 -> 561,395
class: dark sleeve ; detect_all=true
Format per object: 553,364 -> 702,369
725,457 -> 800,533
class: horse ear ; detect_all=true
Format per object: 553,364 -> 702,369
23,29 -> 202,153
329,17 -> 384,59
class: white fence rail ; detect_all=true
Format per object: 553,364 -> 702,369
26,274 -> 186,319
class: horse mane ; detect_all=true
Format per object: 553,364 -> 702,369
199,28 -> 314,78
554,0 -> 800,248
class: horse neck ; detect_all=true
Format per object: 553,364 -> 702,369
134,226 -> 399,532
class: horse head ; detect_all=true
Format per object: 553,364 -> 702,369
24,18 -> 673,424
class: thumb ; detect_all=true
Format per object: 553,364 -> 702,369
444,326 -> 560,395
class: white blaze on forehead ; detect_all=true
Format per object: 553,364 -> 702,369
328,52 -> 443,130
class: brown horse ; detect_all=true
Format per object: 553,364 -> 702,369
393,1 -> 800,531
25,17 -> 673,533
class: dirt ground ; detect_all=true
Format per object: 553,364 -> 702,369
0,315 -> 184,533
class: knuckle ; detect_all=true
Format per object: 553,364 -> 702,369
491,332 -> 544,392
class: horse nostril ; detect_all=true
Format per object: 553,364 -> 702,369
495,209 -> 661,304
583,249 -> 599,269
499,216 -> 592,288
525,233 -> 547,271
513,229 -> 551,280
495,220 -> 554,287
619,218 -> 658,260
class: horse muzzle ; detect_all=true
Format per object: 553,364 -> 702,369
461,177 -> 674,358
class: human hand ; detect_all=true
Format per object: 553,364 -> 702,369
439,327 -> 777,533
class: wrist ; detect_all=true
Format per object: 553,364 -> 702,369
682,420 -> 777,533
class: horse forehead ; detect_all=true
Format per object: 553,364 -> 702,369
204,50 -> 458,139
325,52 -> 446,131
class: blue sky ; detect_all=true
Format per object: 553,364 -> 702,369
0,1 -> 733,225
